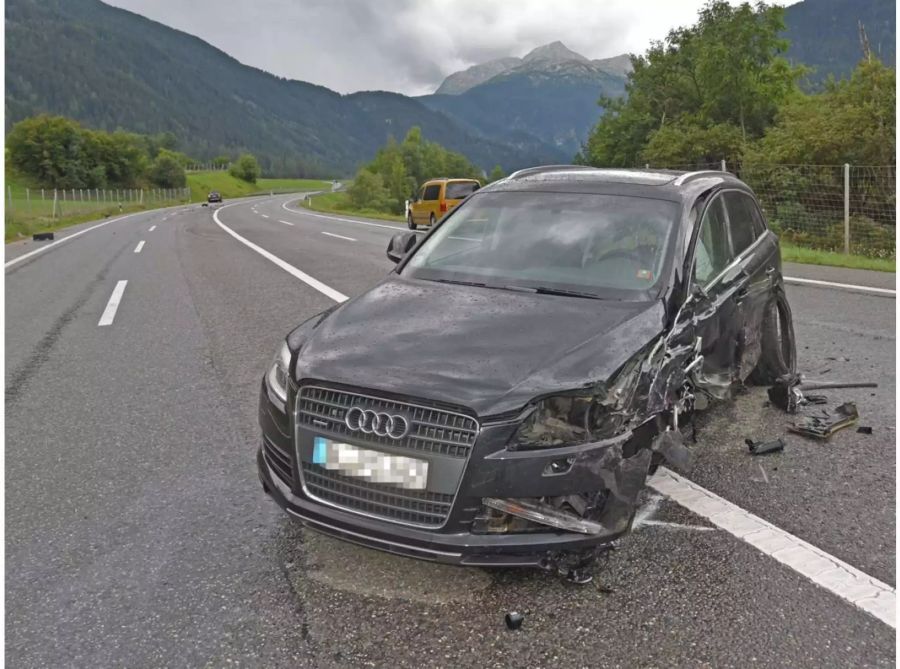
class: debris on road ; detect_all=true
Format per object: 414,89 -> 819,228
32,232 -> 54,241
504,612 -> 525,630
857,426 -> 874,435
788,402 -> 859,439
768,374 -> 877,414
746,437 -> 785,455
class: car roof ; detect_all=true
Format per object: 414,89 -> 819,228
424,178 -> 480,184
479,165 -> 751,201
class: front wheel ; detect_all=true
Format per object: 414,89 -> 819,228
407,212 -> 417,230
750,292 -> 796,385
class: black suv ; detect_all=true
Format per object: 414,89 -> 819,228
258,167 -> 795,572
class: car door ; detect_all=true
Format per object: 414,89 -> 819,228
722,190 -> 779,379
687,192 -> 746,393
422,183 -> 441,223
411,185 -> 426,224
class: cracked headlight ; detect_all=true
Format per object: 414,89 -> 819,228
509,362 -> 641,451
265,340 -> 292,403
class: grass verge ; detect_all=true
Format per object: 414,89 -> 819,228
186,172 -> 331,202
5,201 -> 184,241
301,191 -> 405,223
780,243 -> 895,272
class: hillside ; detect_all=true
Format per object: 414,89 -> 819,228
422,42 -> 627,156
4,0 -> 555,174
784,0 -> 895,85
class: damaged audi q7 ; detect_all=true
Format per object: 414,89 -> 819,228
258,166 -> 796,576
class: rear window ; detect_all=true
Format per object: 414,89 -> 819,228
445,182 -> 479,200
423,184 -> 441,201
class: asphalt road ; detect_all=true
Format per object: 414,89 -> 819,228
5,195 -> 896,667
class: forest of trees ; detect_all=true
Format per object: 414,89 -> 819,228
6,115 -> 265,189
579,1 -> 895,168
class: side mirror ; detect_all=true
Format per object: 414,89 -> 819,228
386,232 -> 418,263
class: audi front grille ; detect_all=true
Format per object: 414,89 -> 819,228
294,384 -> 479,528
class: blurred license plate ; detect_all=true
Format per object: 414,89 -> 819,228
312,437 -> 428,490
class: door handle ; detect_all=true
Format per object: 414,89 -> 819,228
736,286 -> 750,302
765,266 -> 776,275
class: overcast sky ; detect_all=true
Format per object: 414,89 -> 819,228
106,0 -> 796,96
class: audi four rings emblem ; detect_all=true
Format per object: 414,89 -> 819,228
344,406 -> 410,439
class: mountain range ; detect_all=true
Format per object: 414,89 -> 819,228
4,0 -> 895,176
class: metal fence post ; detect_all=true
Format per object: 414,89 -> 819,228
721,159 -> 727,172
7,186 -> 13,214
26,188 -> 31,213
843,163 -> 850,254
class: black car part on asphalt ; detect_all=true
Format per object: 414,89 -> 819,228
258,166 -> 798,574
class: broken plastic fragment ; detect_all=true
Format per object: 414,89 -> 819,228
788,402 -> 859,439
504,612 -> 524,630
483,497 -> 610,535
745,437 -> 785,455
857,426 -> 873,435
651,430 -> 692,468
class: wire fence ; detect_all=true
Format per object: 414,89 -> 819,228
5,186 -> 191,237
640,161 -> 896,258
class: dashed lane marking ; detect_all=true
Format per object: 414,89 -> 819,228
97,280 -> 128,327
279,220 -> 295,226
321,231 -> 357,242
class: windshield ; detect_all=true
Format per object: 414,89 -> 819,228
402,191 -> 679,299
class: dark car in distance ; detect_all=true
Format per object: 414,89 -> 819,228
258,166 -> 796,576
207,191 -> 222,203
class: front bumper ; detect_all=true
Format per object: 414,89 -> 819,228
258,380 -> 643,567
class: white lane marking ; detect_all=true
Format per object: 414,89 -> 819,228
261,214 -> 270,219
784,276 -> 895,297
148,225 -> 157,232
649,467 -> 896,628
213,203 -> 348,303
97,280 -> 128,327
279,220 -> 295,227
133,241 -> 145,254
281,199 -> 403,231
5,211 -> 147,269
321,231 -> 357,242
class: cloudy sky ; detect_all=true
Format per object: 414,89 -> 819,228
106,0 -> 795,95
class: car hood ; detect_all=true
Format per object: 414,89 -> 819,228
295,276 -> 666,417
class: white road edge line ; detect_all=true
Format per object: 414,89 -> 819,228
213,202 -> 348,303
148,225 -> 157,232
134,241 -> 145,254
281,199 -> 402,231
649,467 -> 895,628
278,220 -> 295,227
783,276 -> 895,297
321,231 -> 357,242
5,211 -> 148,269
97,280 -> 128,327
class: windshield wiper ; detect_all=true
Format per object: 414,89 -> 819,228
432,278 -> 487,288
497,285 -> 602,300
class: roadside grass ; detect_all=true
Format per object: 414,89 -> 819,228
5,201 -> 184,241
186,172 -> 331,202
302,191 -> 405,223
780,242 -> 895,273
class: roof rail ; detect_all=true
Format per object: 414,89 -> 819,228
505,165 -> 597,181
672,170 -> 729,186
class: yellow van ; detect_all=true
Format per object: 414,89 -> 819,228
407,178 -> 480,230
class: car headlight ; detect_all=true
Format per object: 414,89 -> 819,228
509,361 -> 641,450
265,340 -> 292,403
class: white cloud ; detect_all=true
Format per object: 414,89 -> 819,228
105,0 -> 797,95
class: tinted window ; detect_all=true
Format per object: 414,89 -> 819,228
423,184 -> 441,201
693,197 -> 731,286
402,191 -> 679,299
724,191 -> 760,254
445,182 -> 479,199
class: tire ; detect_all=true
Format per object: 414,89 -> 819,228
429,213 -> 436,227
750,291 -> 796,385
407,212 -> 417,230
